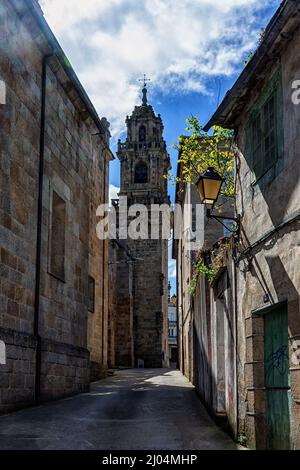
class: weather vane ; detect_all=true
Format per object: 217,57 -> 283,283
139,74 -> 151,88
139,75 -> 151,105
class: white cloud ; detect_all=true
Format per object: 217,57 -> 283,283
40,0 -> 276,137
168,239 -> 176,280
168,260 -> 177,280
39,0 -> 277,284
109,184 -> 120,203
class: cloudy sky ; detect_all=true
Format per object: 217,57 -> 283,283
40,0 -> 279,294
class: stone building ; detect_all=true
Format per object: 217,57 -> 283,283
173,179 -> 198,382
0,0 -> 113,413
111,83 -> 171,368
204,0 -> 300,449
108,238 -> 134,367
167,286 -> 178,367
173,155 -> 237,435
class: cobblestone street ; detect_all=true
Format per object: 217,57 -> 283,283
0,369 -> 239,450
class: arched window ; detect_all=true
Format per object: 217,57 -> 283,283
139,125 -> 146,142
134,162 -> 148,184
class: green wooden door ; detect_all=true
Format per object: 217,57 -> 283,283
264,305 -> 291,449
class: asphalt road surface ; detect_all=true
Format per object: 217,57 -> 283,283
0,369 -> 239,450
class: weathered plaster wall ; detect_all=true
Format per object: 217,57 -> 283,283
176,185 -> 194,381
235,30 -> 300,448
175,193 -> 238,439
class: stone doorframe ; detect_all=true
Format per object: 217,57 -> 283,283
245,300 -> 288,449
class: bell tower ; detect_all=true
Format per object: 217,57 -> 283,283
118,80 -> 170,205
117,79 -> 171,367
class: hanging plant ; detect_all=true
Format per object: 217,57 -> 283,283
189,239 -> 232,297
167,116 -> 235,205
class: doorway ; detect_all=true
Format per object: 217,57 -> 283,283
264,303 -> 291,449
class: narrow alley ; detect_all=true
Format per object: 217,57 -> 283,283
0,369 -> 238,450
3,0 -> 300,455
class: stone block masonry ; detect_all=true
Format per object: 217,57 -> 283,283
108,240 -> 134,368
0,0 -> 113,412
131,237 -> 167,368
112,83 -> 170,368
40,339 -> 90,401
0,328 -> 37,414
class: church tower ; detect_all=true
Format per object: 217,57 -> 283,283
117,80 -> 171,367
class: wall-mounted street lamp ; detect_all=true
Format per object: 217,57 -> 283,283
197,167 -> 223,205
196,167 -> 240,235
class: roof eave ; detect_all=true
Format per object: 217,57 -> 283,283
204,0 -> 298,132
25,0 -> 110,142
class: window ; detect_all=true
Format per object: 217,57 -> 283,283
263,94 -> 276,171
134,162 -> 148,184
139,125 -> 146,142
169,327 -> 177,338
88,276 -> 95,313
251,113 -> 263,177
49,191 -> 66,281
246,71 -> 283,183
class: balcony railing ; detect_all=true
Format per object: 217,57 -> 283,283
118,141 -> 166,151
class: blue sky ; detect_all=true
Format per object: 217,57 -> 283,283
40,0 -> 280,295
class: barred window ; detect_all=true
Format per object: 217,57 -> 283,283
246,72 -> 283,183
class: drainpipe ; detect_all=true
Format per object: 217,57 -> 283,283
34,53 -> 52,405
233,148 -> 240,439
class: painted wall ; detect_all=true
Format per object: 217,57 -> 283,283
175,175 -> 237,435
235,29 -> 300,449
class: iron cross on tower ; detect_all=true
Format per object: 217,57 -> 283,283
139,74 -> 151,106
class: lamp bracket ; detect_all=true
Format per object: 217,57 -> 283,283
206,208 -> 240,235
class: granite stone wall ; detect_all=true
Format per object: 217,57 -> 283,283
0,0 -> 111,412
114,88 -> 170,369
235,27 -> 300,449
0,327 -> 37,413
109,240 -> 134,367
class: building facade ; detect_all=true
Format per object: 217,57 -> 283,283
112,84 -> 171,368
173,158 -> 238,435
168,286 -> 178,367
203,0 -> 300,449
0,0 -> 113,413
108,238 -> 134,368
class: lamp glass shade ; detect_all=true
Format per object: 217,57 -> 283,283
197,167 -> 223,205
